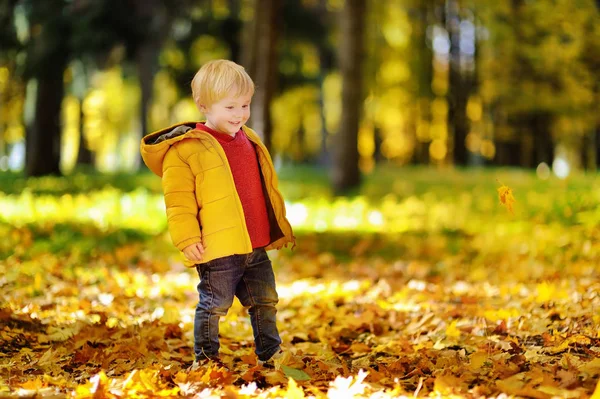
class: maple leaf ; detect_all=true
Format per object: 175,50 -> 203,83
284,378 -> 306,399
445,320 -> 461,338
327,370 -> 368,398
497,181 -> 516,214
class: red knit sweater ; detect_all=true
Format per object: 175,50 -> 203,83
196,123 -> 271,249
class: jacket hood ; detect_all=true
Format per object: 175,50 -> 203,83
140,122 -> 200,177
140,122 -> 262,177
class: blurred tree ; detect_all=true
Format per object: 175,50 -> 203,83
163,1 -> 239,98
580,1 -> 600,170
409,0 -> 435,164
131,0 -> 171,168
69,62 -> 94,167
15,0 -> 195,174
445,0 -> 474,166
243,0 -> 281,151
16,0 -> 142,175
222,0 -> 243,63
0,0 -> 22,167
510,0 -> 553,167
20,0 -> 70,176
280,0 -> 333,164
478,0 -> 599,169
67,0 -> 141,168
332,0 -> 365,194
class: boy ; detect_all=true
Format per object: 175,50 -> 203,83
140,59 -> 295,367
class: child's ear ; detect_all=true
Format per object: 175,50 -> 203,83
198,104 -> 208,113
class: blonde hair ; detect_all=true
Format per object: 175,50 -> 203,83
191,60 -> 255,107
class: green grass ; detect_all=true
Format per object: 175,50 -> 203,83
1,165 -> 598,283
1,164 -> 597,197
2,164 -> 599,228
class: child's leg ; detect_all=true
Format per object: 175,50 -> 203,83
194,255 -> 244,361
235,248 -> 282,362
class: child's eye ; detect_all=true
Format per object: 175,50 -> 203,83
242,105 -> 249,109
226,106 -> 234,110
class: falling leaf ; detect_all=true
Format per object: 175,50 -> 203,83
497,182 -> 516,214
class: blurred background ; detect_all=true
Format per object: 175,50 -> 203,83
1,0 -> 598,192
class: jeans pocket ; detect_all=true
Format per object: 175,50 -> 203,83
248,248 -> 268,266
204,255 -> 238,272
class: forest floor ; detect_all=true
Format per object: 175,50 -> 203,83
1,166 -> 599,398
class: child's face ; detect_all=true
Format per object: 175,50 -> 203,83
201,92 -> 252,136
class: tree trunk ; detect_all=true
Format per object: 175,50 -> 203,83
581,130 -> 596,172
77,132 -> 93,166
532,114 -> 553,167
316,0 -> 333,166
26,63 -> 66,177
332,0 -> 365,194
241,5 -> 257,79
77,102 -> 94,166
596,126 -> 600,169
134,0 -> 168,170
317,72 -> 330,166
446,0 -> 470,166
71,61 -> 94,167
222,0 -> 242,63
412,3 -> 434,165
296,124 -> 305,161
137,42 -> 157,141
495,140 -> 520,166
248,0 -> 280,152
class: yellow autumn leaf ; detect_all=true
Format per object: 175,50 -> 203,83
469,351 -> 490,371
483,308 -> 519,322
434,373 -> 465,395
285,378 -> 306,399
536,281 -> 568,303
445,320 -> 461,338
19,376 -> 44,390
497,182 -> 516,214
581,358 -> 600,376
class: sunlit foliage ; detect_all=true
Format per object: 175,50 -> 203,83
1,1 -> 599,173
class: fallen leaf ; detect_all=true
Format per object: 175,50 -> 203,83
282,365 -> 311,381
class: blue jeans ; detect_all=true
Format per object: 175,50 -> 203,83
194,248 -> 282,362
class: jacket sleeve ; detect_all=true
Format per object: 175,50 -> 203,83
162,145 -> 202,250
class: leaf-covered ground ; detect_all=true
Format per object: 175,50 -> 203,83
1,167 -> 600,398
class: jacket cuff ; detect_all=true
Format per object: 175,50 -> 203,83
176,236 -> 202,251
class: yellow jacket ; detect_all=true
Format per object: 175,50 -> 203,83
140,122 -> 294,266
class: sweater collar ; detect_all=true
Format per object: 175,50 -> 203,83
195,122 -> 239,143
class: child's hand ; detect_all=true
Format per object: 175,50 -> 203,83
183,242 -> 205,262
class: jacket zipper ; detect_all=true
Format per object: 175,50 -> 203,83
200,132 -> 253,252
